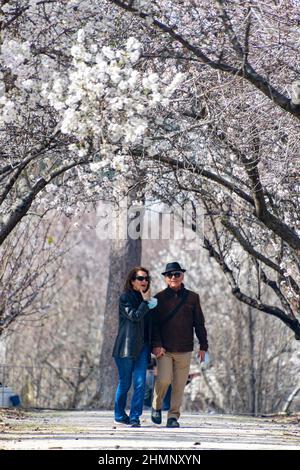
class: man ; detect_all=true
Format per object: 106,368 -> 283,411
151,262 -> 208,428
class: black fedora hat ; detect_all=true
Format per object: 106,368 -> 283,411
161,262 -> 186,275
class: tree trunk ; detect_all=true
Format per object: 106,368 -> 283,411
282,384 -> 300,413
247,307 -> 256,415
95,195 -> 142,409
0,337 -> 6,362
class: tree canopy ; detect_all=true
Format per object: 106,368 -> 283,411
0,0 -> 299,337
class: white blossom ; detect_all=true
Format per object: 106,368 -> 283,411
1,40 -> 31,70
102,46 -> 115,60
125,118 -> 148,143
20,79 -> 34,91
45,184 -> 59,193
0,73 -> 5,98
126,37 -> 140,52
77,29 -> 85,44
90,162 -> 103,172
61,108 -> 79,134
109,97 -> 124,111
44,33 -> 184,158
142,73 -> 159,92
108,123 -> 124,143
70,44 -> 91,62
165,73 -> 185,96
109,66 -> 122,84
1,99 -> 17,124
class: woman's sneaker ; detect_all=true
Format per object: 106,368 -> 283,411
115,415 -> 130,425
130,419 -> 141,427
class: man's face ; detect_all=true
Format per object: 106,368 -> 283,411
164,271 -> 184,290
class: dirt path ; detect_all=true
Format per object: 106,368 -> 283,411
0,410 -> 299,450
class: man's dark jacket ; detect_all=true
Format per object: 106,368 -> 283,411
112,289 -> 151,359
152,285 -> 208,352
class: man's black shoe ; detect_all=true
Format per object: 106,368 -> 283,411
151,408 -> 162,424
166,417 -> 180,428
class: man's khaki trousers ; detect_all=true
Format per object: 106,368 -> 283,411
152,351 -> 192,420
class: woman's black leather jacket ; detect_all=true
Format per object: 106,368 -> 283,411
112,289 -> 151,359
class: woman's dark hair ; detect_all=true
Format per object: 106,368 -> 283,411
124,266 -> 151,292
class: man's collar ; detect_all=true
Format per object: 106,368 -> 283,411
165,283 -> 185,297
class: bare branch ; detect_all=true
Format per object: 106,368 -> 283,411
215,0 -> 244,59
203,236 -> 300,339
108,0 -> 300,120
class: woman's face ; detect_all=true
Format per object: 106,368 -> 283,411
131,270 -> 149,293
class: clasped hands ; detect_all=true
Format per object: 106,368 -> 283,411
152,348 -> 206,361
152,346 -> 166,358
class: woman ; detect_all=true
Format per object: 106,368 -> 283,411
112,266 -> 157,427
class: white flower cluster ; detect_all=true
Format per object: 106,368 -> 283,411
0,72 -> 4,98
0,97 -> 17,124
0,70 -> 17,125
1,39 -> 31,70
43,32 -> 184,166
0,39 -> 30,125
134,0 -> 153,14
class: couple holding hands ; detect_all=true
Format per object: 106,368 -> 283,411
112,262 -> 208,428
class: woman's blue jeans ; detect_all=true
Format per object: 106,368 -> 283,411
114,344 -> 149,422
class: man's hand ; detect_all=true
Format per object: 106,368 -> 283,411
198,350 -> 206,362
152,347 -> 166,358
